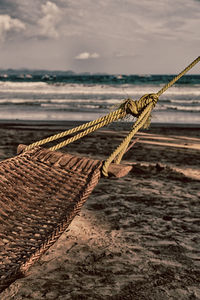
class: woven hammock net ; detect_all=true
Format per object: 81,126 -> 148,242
0,146 -> 102,293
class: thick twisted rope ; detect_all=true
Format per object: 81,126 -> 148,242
25,109 -> 126,151
25,56 -> 200,176
49,109 -> 126,151
112,94 -> 158,164
102,99 -> 155,176
102,56 -> 200,176
156,56 -> 200,97
49,93 -> 158,151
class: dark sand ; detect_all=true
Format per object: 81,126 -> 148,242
0,121 -> 200,300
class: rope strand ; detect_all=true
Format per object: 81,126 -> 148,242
156,56 -> 200,97
25,108 -> 126,151
102,103 -> 154,176
49,109 -> 126,151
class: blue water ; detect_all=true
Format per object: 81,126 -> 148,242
0,70 -> 199,124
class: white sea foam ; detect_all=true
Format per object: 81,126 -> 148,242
0,81 -> 199,124
0,81 -> 200,98
170,99 -> 200,104
168,105 -> 200,112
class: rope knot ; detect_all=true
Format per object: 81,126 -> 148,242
122,93 -> 158,117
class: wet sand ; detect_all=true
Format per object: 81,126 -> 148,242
1,121 -> 200,300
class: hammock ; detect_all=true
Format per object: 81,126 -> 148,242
0,57 -> 199,293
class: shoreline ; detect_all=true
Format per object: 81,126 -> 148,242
1,119 -> 200,126
0,119 -> 200,133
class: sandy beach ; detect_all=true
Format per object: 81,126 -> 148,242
0,121 -> 200,300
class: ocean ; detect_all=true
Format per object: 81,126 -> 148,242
0,71 -> 199,125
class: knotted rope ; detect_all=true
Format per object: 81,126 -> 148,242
25,56 -> 200,176
102,56 -> 200,176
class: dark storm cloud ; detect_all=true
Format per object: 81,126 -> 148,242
0,0 -> 16,14
0,0 -> 66,25
0,0 -> 36,24
0,0 -> 64,42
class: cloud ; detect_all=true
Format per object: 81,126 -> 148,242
0,14 -> 25,41
75,52 -> 100,60
38,1 -> 62,38
0,0 -> 199,73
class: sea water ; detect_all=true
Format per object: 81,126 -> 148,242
0,71 -> 199,125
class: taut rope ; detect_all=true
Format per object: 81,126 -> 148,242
25,56 -> 200,176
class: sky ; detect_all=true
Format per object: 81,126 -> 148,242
0,0 -> 199,74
